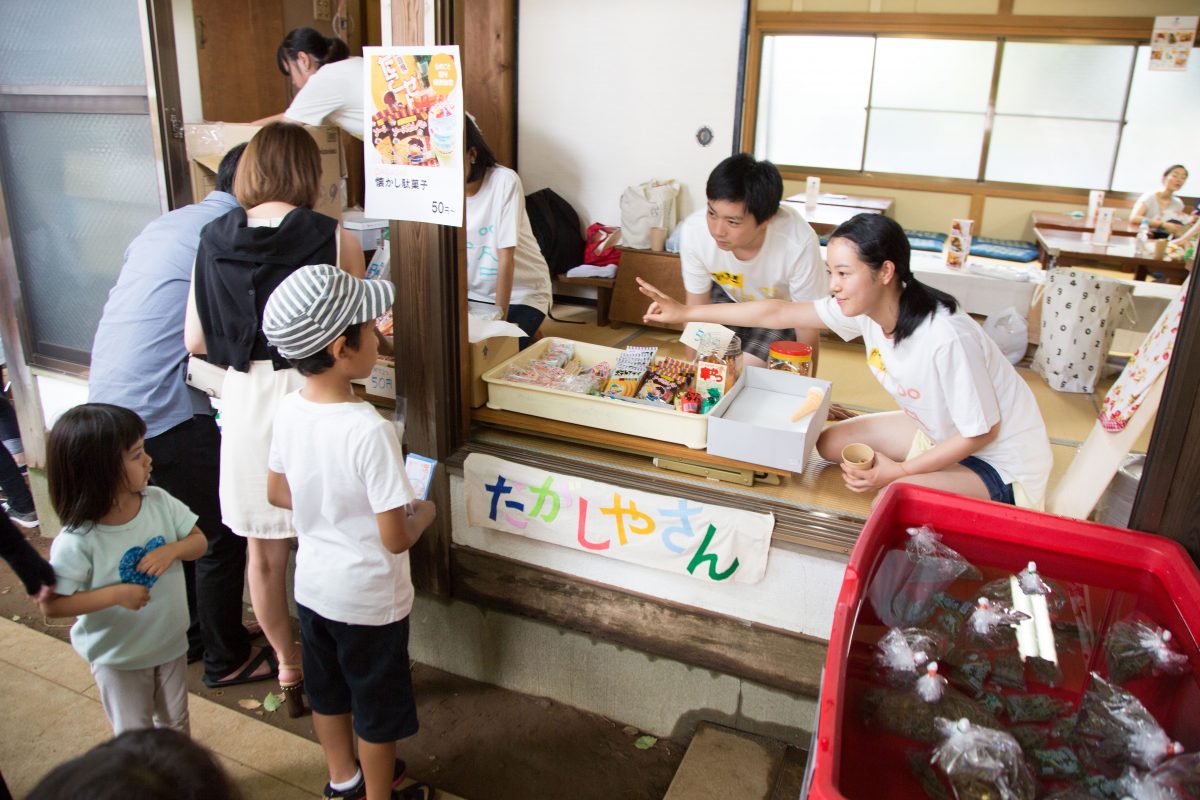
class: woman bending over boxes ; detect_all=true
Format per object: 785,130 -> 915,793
639,213 -> 1053,510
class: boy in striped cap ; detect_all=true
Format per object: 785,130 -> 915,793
262,264 -> 436,800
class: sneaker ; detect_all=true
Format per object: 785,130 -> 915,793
322,759 -> 407,800
3,501 -> 37,529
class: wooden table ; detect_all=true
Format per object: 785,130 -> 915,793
1033,227 -> 1189,284
786,191 -> 894,214
783,199 -> 884,235
1030,211 -> 1137,237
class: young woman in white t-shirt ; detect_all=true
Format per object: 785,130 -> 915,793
252,28 -> 364,140
639,213 -> 1053,508
464,116 -> 553,349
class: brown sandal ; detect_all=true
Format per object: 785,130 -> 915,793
278,662 -> 307,718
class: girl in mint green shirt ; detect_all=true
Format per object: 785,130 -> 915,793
39,404 -> 207,735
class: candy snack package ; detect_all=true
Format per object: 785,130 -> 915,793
602,346 -> 658,399
634,356 -> 695,406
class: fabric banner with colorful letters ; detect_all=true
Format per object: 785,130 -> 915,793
464,453 -> 773,584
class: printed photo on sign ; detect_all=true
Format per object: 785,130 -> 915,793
363,46 -> 464,225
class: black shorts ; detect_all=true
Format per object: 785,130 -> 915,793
709,285 -> 796,361
297,604 -> 419,743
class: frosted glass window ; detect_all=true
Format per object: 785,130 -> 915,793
995,43 -> 1133,120
1111,46 -> 1200,193
872,39 -> 996,113
0,113 -> 160,362
0,2 -> 145,87
755,35 -> 874,170
986,117 -> 1120,189
865,110 -> 986,179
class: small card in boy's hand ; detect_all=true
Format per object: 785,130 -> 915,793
404,453 -> 437,501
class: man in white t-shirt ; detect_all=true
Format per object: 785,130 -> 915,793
680,154 -> 827,368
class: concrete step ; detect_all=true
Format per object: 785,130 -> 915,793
663,721 -> 809,800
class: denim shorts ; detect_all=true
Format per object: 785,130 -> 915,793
959,456 -> 1015,505
298,604 -> 419,743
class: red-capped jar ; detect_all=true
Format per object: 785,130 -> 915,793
767,341 -> 812,376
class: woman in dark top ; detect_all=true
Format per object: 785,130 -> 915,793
185,122 -> 363,716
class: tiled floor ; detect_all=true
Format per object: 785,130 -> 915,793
0,618 -> 460,799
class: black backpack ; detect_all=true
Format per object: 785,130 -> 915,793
525,188 -> 585,277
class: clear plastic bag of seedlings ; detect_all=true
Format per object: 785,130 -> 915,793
977,563 -> 1071,616
931,717 -> 1037,800
1116,752 -> 1200,800
863,678 -> 1001,744
1104,618 -> 1191,685
877,627 -> 948,685
868,524 -> 982,628
967,596 -> 1030,647
1075,672 -> 1183,771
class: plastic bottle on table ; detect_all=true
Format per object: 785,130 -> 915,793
1136,218 -> 1151,257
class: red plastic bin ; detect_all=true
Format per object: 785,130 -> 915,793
805,484 -> 1200,799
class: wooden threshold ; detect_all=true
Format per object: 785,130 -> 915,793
450,545 -> 829,696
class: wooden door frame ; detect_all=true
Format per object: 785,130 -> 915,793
1130,255 -> 1200,561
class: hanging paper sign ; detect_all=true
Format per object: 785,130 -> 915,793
363,46 -> 464,225
464,453 -> 774,584
1150,16 -> 1197,72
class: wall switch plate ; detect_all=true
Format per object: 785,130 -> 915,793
313,0 -> 331,21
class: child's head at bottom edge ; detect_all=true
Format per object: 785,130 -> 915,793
26,728 -> 243,800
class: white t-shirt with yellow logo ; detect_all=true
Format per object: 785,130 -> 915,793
814,298 -> 1052,506
679,204 -> 826,303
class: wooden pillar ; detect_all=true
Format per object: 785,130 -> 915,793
1130,257 -> 1200,563
388,0 -> 463,596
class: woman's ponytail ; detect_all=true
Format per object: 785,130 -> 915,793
276,28 -> 350,75
894,278 -> 957,344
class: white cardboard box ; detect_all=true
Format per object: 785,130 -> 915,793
706,367 -> 832,472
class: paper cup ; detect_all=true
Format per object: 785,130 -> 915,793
650,226 -> 667,252
841,443 -> 875,469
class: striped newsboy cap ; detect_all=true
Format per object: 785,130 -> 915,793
263,264 -> 394,360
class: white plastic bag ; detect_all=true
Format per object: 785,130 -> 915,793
619,179 -> 680,249
981,306 -> 1028,365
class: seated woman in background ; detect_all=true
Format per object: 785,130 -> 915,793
465,115 -> 552,350
639,213 -> 1053,510
1131,164 -> 1191,236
